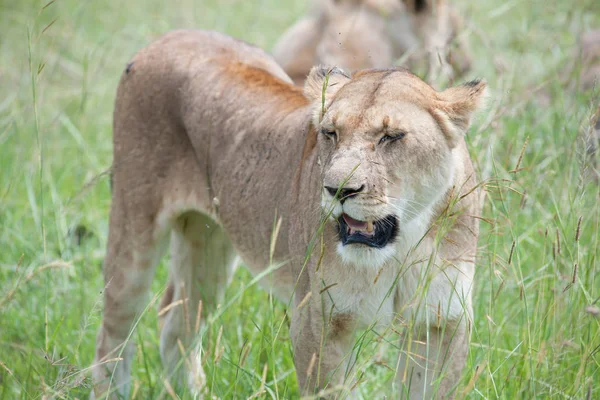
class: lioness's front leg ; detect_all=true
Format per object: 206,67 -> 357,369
291,289 -> 357,398
397,315 -> 470,399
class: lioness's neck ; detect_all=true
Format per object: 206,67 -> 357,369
223,61 -> 310,113
218,61 -> 315,148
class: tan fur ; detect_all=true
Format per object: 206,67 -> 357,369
583,105 -> 600,183
273,0 -> 472,85
92,30 -> 487,399
578,30 -> 600,182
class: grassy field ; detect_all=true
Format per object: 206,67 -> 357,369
1,0 -> 600,398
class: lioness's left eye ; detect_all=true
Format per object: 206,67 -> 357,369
379,132 -> 406,145
321,128 -> 336,139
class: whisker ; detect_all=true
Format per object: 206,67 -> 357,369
386,205 -> 420,221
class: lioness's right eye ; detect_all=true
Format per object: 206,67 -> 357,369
321,128 -> 336,139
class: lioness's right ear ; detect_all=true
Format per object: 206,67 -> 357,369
304,66 -> 351,122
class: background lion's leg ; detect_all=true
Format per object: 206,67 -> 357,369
397,318 -> 470,399
159,211 -> 237,394
92,196 -> 170,399
407,0 -> 454,82
446,6 -> 472,78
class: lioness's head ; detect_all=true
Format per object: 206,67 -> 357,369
304,66 -> 487,267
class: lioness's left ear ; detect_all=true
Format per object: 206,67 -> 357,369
304,65 -> 351,122
432,79 -> 488,147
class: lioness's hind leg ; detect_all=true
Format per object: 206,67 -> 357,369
92,198 -> 170,399
159,211 -> 237,393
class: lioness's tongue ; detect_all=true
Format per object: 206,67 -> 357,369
343,214 -> 368,231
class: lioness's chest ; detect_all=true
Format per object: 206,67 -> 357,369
321,262 -> 398,328
320,235 -> 439,328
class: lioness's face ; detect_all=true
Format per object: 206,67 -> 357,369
304,67 -> 486,267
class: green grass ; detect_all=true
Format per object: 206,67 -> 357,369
1,0 -> 599,398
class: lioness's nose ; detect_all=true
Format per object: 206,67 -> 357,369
325,185 -> 365,203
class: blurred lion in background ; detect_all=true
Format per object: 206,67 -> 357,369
273,0 -> 473,85
577,30 -> 600,182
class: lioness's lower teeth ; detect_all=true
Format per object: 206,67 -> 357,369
367,221 -> 374,233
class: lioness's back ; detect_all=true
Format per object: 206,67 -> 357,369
113,30 -> 294,131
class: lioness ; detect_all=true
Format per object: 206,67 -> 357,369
92,30 -> 487,399
272,0 -> 473,85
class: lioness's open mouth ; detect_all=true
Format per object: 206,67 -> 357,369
337,213 -> 398,248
